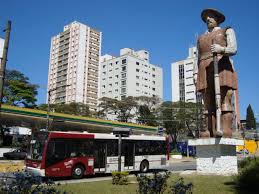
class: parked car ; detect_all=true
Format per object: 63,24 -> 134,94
3,148 -> 27,160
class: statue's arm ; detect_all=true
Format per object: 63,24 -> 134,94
224,28 -> 237,56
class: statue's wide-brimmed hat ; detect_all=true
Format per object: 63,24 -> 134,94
201,8 -> 225,24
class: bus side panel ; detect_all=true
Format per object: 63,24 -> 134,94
45,157 -> 95,177
45,158 -> 73,177
135,155 -> 167,170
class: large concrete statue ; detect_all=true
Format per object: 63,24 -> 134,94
194,8 -> 238,138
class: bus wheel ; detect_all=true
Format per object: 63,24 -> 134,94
140,160 -> 149,173
72,164 -> 85,179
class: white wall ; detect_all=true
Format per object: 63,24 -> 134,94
75,24 -> 87,103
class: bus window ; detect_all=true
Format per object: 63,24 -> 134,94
46,139 -> 67,167
135,140 -> 150,155
150,141 -> 166,155
67,139 -> 94,157
30,132 -> 48,160
107,139 -> 118,156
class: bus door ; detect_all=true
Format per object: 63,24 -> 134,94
123,140 -> 134,170
94,140 -> 107,172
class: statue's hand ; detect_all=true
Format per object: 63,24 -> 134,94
211,44 -> 225,54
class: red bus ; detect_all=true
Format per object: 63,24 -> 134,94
25,130 -> 169,179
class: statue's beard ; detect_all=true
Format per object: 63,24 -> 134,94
207,22 -> 217,30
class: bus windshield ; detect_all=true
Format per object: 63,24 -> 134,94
28,131 -> 48,160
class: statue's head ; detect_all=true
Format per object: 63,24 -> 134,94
201,8 -> 225,30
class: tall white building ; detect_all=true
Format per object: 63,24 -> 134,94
47,21 -> 102,111
100,48 -> 163,100
171,47 -> 198,103
0,38 -> 4,64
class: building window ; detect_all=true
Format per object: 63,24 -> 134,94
179,64 -> 185,102
136,62 -> 139,65
121,95 -> 126,100
122,66 -> 126,71
136,83 -> 139,86
136,69 -> 140,72
122,59 -> 127,64
121,73 -> 126,78
115,75 -> 119,78
136,76 -> 140,79
152,74 -> 155,78
121,88 -> 126,93
121,80 -> 126,85
152,67 -> 155,71
152,88 -> 156,91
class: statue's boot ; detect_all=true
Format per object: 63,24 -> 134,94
222,112 -> 233,138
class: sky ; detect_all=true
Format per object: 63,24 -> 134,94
0,0 -> 259,119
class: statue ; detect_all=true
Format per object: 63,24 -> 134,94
194,8 -> 238,138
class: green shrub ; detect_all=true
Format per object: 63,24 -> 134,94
0,171 -> 66,194
136,171 -> 170,194
171,177 -> 193,194
235,157 -> 259,193
111,171 -> 129,185
238,156 -> 258,169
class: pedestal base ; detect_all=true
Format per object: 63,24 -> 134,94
188,138 -> 244,175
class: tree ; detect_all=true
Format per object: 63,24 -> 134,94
3,69 -> 38,108
116,96 -> 138,122
135,96 -> 160,126
137,105 -> 158,126
158,101 -> 199,148
98,96 -> 138,122
97,97 -> 118,119
246,104 -> 256,130
38,102 -> 90,117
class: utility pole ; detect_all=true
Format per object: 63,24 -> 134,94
0,21 -> 11,111
0,21 -> 11,143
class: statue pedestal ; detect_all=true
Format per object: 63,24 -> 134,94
188,138 -> 244,175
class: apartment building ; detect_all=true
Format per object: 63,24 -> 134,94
171,47 -> 199,103
47,21 -> 102,111
100,48 -> 163,100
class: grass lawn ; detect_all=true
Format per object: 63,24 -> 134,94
57,174 -> 236,194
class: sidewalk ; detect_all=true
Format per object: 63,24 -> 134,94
169,156 -> 195,164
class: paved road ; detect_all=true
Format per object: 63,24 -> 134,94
167,161 -> 196,172
55,161 -> 197,184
